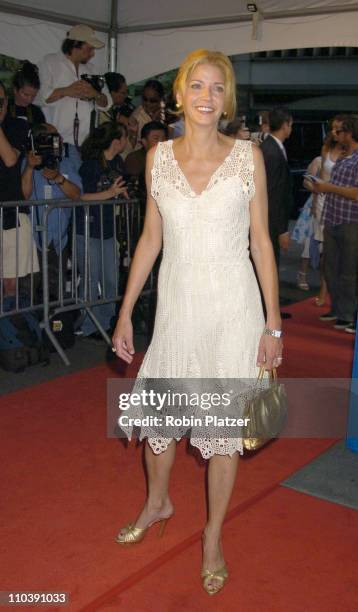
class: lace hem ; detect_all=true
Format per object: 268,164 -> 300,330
145,435 -> 244,459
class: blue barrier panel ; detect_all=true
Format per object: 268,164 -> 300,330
346,315 -> 358,452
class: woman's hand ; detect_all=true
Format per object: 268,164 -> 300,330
112,315 -> 135,363
107,177 -> 129,199
127,116 -> 138,136
26,151 -> 42,169
304,177 -> 325,194
256,334 -> 283,370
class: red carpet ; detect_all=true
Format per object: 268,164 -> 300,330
0,298 -> 356,611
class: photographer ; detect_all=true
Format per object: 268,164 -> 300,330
7,61 -> 45,127
100,73 -> 138,157
0,80 -> 39,297
37,24 -> 110,170
21,123 -> 82,301
76,122 -> 128,337
222,118 -> 250,141
125,120 -> 168,201
131,79 -> 165,150
104,73 -> 128,112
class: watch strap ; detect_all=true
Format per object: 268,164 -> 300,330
263,327 -> 283,338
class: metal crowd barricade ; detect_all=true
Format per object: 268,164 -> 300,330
0,196 -> 146,366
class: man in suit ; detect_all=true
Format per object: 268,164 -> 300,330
260,107 -> 294,266
260,107 -> 294,318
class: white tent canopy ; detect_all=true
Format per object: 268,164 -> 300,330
0,1 -> 357,82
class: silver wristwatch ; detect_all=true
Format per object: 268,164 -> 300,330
263,327 -> 283,338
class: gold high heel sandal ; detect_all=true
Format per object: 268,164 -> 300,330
115,516 -> 170,545
201,564 -> 229,595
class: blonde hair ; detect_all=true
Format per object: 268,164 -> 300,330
173,49 -> 237,121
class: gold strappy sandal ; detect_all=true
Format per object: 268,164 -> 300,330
115,516 -> 170,545
201,564 -> 229,595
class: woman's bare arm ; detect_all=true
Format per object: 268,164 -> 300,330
249,144 -> 283,369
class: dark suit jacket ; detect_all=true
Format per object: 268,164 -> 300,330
260,134 -> 293,240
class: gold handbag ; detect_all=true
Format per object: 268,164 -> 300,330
242,366 -> 288,451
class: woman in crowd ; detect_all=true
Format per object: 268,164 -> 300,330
222,117 -> 250,140
8,61 -> 45,126
131,79 -> 165,149
76,122 -> 128,337
104,72 -> 128,110
0,79 -> 39,299
101,72 -> 138,157
112,49 -> 282,595
291,155 -> 322,290
292,125 -> 344,304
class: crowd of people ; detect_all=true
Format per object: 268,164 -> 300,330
0,25 -> 170,337
292,114 -> 358,334
0,23 -> 357,340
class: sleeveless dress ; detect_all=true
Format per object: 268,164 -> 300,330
314,152 -> 336,242
291,156 -> 322,256
119,138 -> 266,459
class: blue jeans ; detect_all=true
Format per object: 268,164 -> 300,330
76,235 -> 118,335
66,144 -> 82,173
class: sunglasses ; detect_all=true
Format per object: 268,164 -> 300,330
143,96 -> 160,104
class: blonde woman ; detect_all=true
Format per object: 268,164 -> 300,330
112,49 -> 282,595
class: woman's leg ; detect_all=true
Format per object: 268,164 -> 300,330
299,256 -> 310,274
118,439 -> 176,534
202,452 -> 239,586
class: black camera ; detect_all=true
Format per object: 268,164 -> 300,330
26,129 -> 64,170
81,74 -> 105,94
97,170 -> 138,199
97,169 -> 121,196
111,98 -> 136,120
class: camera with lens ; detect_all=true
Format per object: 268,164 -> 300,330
97,169 -> 138,199
26,129 -> 65,170
111,98 -> 136,120
125,177 -> 139,199
81,74 -> 105,94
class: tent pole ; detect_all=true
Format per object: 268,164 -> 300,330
108,0 -> 118,72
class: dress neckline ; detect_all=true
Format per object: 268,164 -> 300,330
168,138 -> 238,197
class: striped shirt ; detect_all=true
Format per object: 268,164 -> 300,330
322,149 -> 358,225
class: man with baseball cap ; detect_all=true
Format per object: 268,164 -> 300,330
37,24 -> 111,168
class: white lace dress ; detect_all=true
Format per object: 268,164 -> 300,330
119,138 -> 266,459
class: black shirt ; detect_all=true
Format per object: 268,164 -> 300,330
6,102 -> 45,127
0,116 -> 28,229
77,155 -> 126,239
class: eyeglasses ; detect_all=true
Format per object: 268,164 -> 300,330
143,96 -> 160,104
333,129 -> 345,134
